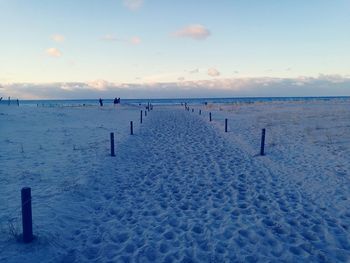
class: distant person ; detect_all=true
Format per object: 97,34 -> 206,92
99,98 -> 103,106
113,97 -> 121,105
0,97 -> 2,101
16,99 -> 19,106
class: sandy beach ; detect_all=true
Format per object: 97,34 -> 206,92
0,99 -> 349,262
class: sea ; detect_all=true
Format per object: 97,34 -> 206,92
0,96 -> 349,107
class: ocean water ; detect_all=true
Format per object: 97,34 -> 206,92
0,96 -> 349,107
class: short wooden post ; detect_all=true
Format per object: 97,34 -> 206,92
225,119 -> 228,132
110,132 -> 115,157
140,110 -> 143,124
145,110 -> 147,117
130,121 -> 133,135
260,128 -> 266,156
209,112 -> 212,122
21,187 -> 33,243
199,110 -> 201,115
192,109 -> 194,112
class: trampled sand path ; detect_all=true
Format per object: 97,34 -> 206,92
3,108 -> 348,262
68,108 -> 348,262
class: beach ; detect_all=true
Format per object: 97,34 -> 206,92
0,98 -> 349,262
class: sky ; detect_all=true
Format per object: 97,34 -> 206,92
0,0 -> 350,99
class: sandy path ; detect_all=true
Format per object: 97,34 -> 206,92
68,108 -> 347,262
3,108 -> 349,262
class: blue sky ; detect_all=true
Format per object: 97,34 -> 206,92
0,0 -> 350,98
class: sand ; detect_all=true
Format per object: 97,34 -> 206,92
0,100 -> 349,262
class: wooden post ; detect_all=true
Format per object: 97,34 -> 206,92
110,132 -> 115,157
192,109 -> 194,112
225,119 -> 228,132
260,128 -> 266,156
21,187 -> 33,243
209,112 -> 212,122
199,110 -> 201,115
140,110 -> 143,124
145,110 -> 147,117
130,121 -> 133,135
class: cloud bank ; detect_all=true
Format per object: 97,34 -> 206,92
1,75 -> 350,99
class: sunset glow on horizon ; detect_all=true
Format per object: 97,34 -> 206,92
1,0 -> 350,98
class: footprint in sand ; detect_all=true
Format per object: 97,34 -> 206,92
111,232 -> 129,244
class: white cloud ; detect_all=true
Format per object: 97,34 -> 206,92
102,35 -> 141,45
102,34 -> 119,41
189,68 -> 199,74
130,36 -> 141,45
3,75 -> 350,99
51,34 -> 65,43
208,68 -> 220,77
87,79 -> 113,90
123,0 -> 143,11
173,24 -> 211,40
45,48 -> 62,57
317,74 -> 348,83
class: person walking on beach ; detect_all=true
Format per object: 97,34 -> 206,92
99,98 -> 103,106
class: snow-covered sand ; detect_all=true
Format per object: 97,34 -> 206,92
0,100 -> 349,262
